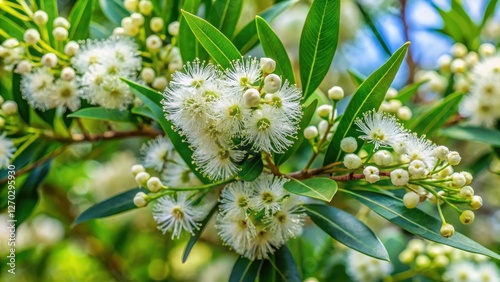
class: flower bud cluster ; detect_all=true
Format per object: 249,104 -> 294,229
378,87 -> 412,121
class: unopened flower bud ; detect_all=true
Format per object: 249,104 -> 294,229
33,10 -> 49,26
262,74 -> 281,93
451,43 -> 467,58
113,27 -> 126,36
470,195 -> 483,210
260,58 -> 276,73
447,151 -> 461,165
41,53 -> 58,68
2,101 -> 18,115
434,255 -> 449,267
133,192 -> 148,207
131,12 -> 145,26
14,60 -> 32,74
318,120 -> 329,136
363,166 -> 380,184
243,88 -> 261,107
478,43 -> 496,57
399,250 -> 414,264
139,0 -> 153,15
24,29 -> 40,45
440,223 -> 455,238
450,58 -> 466,73
372,150 -> 391,166
64,41 -> 79,56
152,76 -> 167,91
168,21 -> 180,36
460,171 -> 473,185
464,52 -> 478,66
131,164 -> 145,176
397,106 -> 412,120
403,192 -> 420,209
416,255 -> 431,268
150,17 -> 164,33
53,17 -> 70,29
121,17 -> 134,29
140,67 -> 156,84
385,87 -> 398,99
340,137 -> 357,153
146,35 -> 162,52
451,172 -> 466,187
408,160 -> 427,178
147,177 -> 163,192
459,210 -> 475,225
304,126 -> 318,140
343,154 -> 362,169
124,0 -> 138,11
438,54 -> 452,71
135,171 -> 150,186
316,104 -> 332,119
459,186 -> 474,199
391,169 -> 409,186
433,146 -> 449,161
328,86 -> 344,100
53,26 -> 68,41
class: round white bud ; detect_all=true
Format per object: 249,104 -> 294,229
124,25 -> 139,36
478,43 -> 496,57
133,192 -> 148,207
140,67 -> 156,83
389,99 -> 402,112
385,87 -> 398,99
450,58 -> 466,73
433,146 -> 449,161
3,38 -> 19,48
437,54 -> 452,71
61,67 -> 76,81
64,41 -> 79,56
124,0 -> 138,11
328,86 -> 344,100
460,171 -> 473,185
52,27 -> 68,41
459,210 -> 475,225
53,17 -> 70,29
343,154 -> 362,169
363,166 -> 380,184
470,195 -> 483,210
451,172 -> 466,188
147,177 -> 163,192
262,74 -> 281,93
41,53 -> 58,68
408,160 -> 427,178
168,21 -> 180,36
260,58 -> 276,73
2,101 -> 18,115
403,192 -> 420,209
131,164 -> 146,176
397,106 -> 412,120
304,126 -> 319,140
316,104 -> 332,119
33,10 -> 49,26
152,76 -> 167,91
243,88 -> 261,107
399,250 -> 415,264
131,12 -> 145,26
113,27 -> 126,36
440,223 -> 455,238
447,151 -> 461,166
433,255 -> 449,268
139,0 -> 153,15
135,171 -> 150,186
146,35 -> 162,52
24,29 -> 40,45
451,43 -> 467,57
14,60 -> 32,74
121,17 -> 134,29
415,255 -> 431,269
318,120 -> 329,136
464,51 -> 478,66
459,186 -> 474,199
390,169 -> 409,186
373,150 -> 392,166
340,137 -> 357,153
150,17 -> 164,33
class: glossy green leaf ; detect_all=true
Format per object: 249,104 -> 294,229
348,70 -> 365,86
122,78 -> 210,184
299,0 -> 340,99
274,246 -> 301,282
355,1 -> 391,55
303,204 -> 389,261
68,0 -> 96,40
131,105 -> 155,120
207,0 -> 243,38
229,257 -> 262,282
284,177 -> 337,202
323,43 -> 409,165
238,154 -> 263,182
68,107 -> 135,123
183,203 -> 218,262
179,0 -> 204,62
255,16 -> 295,84
233,0 -> 296,54
99,0 -> 129,25
439,126 -> 500,146
0,14 -> 24,40
480,0 -> 499,29
90,23 -> 111,39
275,99 -> 318,166
394,80 -> 428,103
73,188 -> 147,225
409,92 -> 463,136
343,189 -> 500,260
182,10 -> 242,69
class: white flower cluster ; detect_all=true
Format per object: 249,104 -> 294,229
0,38 -> 24,71
73,36 -> 142,109
162,57 -> 302,180
216,174 -> 305,260
346,249 -> 393,282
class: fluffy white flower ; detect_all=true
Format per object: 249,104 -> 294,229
219,181 -> 253,219
355,110 -> 406,149
264,195 -> 305,244
170,60 -> 220,89
82,73 -> 134,109
249,174 -> 288,215
444,261 -> 480,282
21,67 -> 56,111
153,192 -> 204,239
161,154 -> 201,188
141,136 -> 173,171
403,133 -> 437,169
269,80 -> 302,122
0,133 -> 16,169
193,145 -> 245,180
53,79 -> 80,111
216,214 -> 255,255
244,225 -> 282,260
224,57 -> 261,91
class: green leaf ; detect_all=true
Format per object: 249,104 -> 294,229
229,257 -> 262,282
284,177 -> 337,202
323,43 -> 409,165
394,80 -> 428,103
343,189 -> 500,260
439,126 -> 500,146
183,203 -> 218,262
274,246 -> 301,282
480,0 -> 499,30
181,10 -> 242,69
178,0 -> 204,63
39,0 -> 58,46
255,16 -> 295,84
303,204 -> 390,261
0,14 -> 25,40
299,0 -> 340,99
355,2 -> 391,55
73,188 -> 147,225
90,23 -> 111,38
68,0 -> 96,40
275,99 -> 318,166
409,92 -> 463,136
68,107 -> 135,123
207,0 -> 243,38
233,0 -> 296,54
122,78 -> 210,184
99,0 -> 129,25
238,154 -> 263,182
12,73 -> 30,124
348,70 -> 365,86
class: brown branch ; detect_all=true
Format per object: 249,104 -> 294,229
264,152 -> 281,176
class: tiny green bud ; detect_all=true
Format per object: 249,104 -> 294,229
340,137 -> 357,153
150,17 -> 164,33
459,186 -> 474,199
415,255 -> 431,268
440,223 -> 455,238
403,192 -> 420,209
470,195 -> 483,210
139,0 -> 153,15
459,210 -> 475,225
